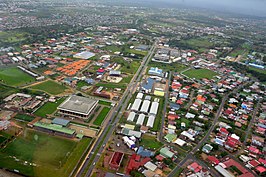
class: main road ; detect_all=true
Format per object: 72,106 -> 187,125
75,41 -> 157,177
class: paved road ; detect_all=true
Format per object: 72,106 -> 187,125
75,42 -> 157,177
243,100 -> 260,145
158,71 -> 171,141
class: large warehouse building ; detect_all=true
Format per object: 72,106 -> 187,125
57,95 -> 98,119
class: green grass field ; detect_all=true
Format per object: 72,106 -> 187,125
139,135 -> 163,150
93,107 -> 111,126
0,84 -> 19,99
183,68 -> 218,79
14,114 -> 35,122
98,100 -> 112,106
0,67 -> 35,86
149,61 -> 188,72
34,97 -> 65,117
30,80 -> 67,95
0,130 -> 92,177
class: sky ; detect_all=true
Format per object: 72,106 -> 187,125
112,0 -> 266,17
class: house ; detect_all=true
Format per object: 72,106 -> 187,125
185,113 -> 196,119
137,147 -> 154,157
207,156 -> 220,165
160,147 -> 174,158
187,162 -> 202,173
202,144 -> 213,154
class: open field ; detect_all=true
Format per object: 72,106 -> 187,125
0,67 -> 35,86
149,62 -> 188,72
139,134 -> 163,150
0,129 -> 92,177
0,84 -> 19,99
0,31 -> 28,47
98,100 -> 112,106
183,68 -> 218,79
125,49 -> 148,56
34,97 -> 65,117
93,107 -> 111,126
30,80 -> 68,95
14,114 -> 35,122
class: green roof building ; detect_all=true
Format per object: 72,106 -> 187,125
160,147 -> 174,158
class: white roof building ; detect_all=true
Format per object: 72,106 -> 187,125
136,114 -> 145,125
140,100 -> 150,113
137,93 -> 144,99
149,102 -> 159,115
127,112 -> 136,122
181,131 -> 195,141
174,138 -> 186,146
144,161 -> 157,172
147,115 -> 155,128
131,99 -> 142,112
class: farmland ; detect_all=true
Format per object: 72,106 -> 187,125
34,97 -> 66,117
0,67 -> 35,86
0,129 -> 92,177
93,107 -> 111,126
183,68 -> 218,79
30,80 -> 68,95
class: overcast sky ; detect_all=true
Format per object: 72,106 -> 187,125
116,0 -> 266,17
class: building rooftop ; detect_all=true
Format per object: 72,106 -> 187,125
34,122 -> 75,135
52,118 -> 70,126
58,95 -> 98,115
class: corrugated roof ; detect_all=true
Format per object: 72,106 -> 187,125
52,118 -> 70,126
34,122 -> 75,135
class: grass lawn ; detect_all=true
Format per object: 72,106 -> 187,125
183,68 -> 218,79
176,118 -> 191,128
125,49 -> 148,56
0,84 -> 19,99
149,61 -> 188,72
93,107 -> 111,126
34,97 -> 65,117
14,114 -> 35,122
96,82 -> 127,90
139,135 -> 163,150
77,81 -> 90,89
98,100 -> 112,106
30,80 -> 67,95
0,129 -> 91,177
0,67 -> 35,86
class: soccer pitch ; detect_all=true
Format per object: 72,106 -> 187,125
0,129 -> 91,177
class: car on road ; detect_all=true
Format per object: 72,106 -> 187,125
93,162 -> 96,166
102,143 -> 106,147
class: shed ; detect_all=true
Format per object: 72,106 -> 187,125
52,118 -> 70,127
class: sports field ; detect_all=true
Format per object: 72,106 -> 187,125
30,80 -> 67,95
93,107 -> 111,126
183,68 -> 218,79
0,130 -> 92,177
0,67 -> 35,86
34,97 -> 66,117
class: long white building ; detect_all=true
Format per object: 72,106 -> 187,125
149,101 -> 159,115
136,114 -> 145,125
147,115 -> 155,128
131,99 -> 142,112
127,112 -> 136,122
140,100 -> 150,114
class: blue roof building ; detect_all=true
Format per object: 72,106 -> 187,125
148,67 -> 163,77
